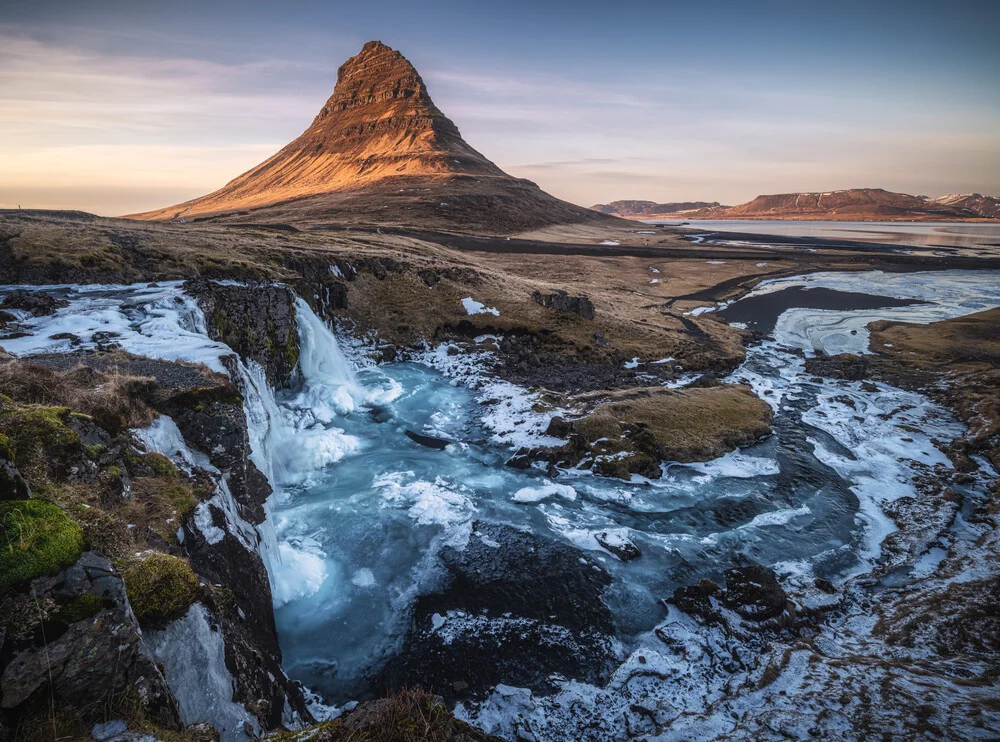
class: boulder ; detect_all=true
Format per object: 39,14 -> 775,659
0,459 -> 30,501
185,280 -> 300,386
375,522 -> 617,700
722,565 -> 790,621
804,353 -> 868,381
0,290 -> 69,317
531,290 -> 595,320
0,552 -> 180,728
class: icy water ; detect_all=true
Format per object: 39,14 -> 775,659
1,270 -> 999,736
644,219 -> 1000,252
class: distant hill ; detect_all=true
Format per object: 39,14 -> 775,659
930,193 -> 1000,219
589,200 -> 723,218
592,189 -> 999,221
128,41 -> 621,235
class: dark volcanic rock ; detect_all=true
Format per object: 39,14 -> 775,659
376,522 -> 617,700
0,458 -> 30,500
162,373 -> 270,526
405,430 -> 451,450
186,279 -> 300,386
0,552 -> 180,728
722,565 -> 789,621
0,290 -> 69,317
669,565 -> 793,629
532,290 -> 595,320
804,353 -> 869,381
596,531 -> 642,561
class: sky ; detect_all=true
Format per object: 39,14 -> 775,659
1,0 -> 998,215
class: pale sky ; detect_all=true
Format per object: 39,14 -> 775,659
1,0 -> 998,215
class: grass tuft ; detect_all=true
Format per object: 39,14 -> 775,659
118,551 -> 200,629
0,499 -> 84,593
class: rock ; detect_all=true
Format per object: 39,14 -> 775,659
0,311 -> 14,328
49,332 -> 81,345
375,522 -> 617,700
0,290 -> 69,316
531,290 -> 595,320
722,565 -> 789,621
162,376 -> 270,526
804,353 -> 869,381
0,458 -> 30,500
186,280 -> 300,386
669,579 -> 721,621
595,531 -> 641,561
405,430 -> 451,450
0,552 -> 180,728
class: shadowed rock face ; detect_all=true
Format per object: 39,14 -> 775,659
374,522 -> 618,702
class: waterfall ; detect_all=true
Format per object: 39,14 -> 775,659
231,299 -> 363,606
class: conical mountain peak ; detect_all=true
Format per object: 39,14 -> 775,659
128,42 -> 616,234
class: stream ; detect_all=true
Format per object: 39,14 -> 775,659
1,268 -> 998,738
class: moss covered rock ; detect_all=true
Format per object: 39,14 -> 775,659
0,499 -> 85,593
119,552 -> 201,628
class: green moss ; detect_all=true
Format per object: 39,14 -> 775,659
0,499 -> 85,593
106,464 -> 123,479
0,398 -> 79,469
119,552 -> 200,628
86,443 -> 107,460
54,592 -> 103,624
145,452 -> 179,478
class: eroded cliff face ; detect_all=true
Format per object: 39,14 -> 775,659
0,287 -> 310,739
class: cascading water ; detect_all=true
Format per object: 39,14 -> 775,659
3,271 -> 999,741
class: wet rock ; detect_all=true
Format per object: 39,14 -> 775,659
0,290 -> 69,316
368,406 -> 392,423
405,430 -> 451,450
163,375 -> 270,526
375,522 -> 617,700
0,311 -> 14,328
668,579 -> 721,621
48,332 -> 81,345
0,552 -> 180,728
181,506 -> 308,729
815,578 -> 836,594
531,290 -> 595,320
595,531 -> 642,561
669,565 -> 793,631
804,353 -> 869,381
688,373 -> 723,388
0,458 -> 30,500
186,279 -> 300,386
722,565 -> 790,622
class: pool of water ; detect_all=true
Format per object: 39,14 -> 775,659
265,270 -> 1000,705
644,219 -> 1000,252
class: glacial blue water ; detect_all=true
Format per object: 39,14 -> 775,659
1,270 -> 997,729
267,355 -> 881,702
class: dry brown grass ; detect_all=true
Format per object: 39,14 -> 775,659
0,360 -> 157,436
265,688 -> 500,741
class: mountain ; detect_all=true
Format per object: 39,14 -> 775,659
590,200 -> 724,218
930,193 -> 1000,219
128,41 -> 619,235
592,189 -> 1000,221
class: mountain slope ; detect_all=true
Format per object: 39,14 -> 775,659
931,193 -> 1000,219
592,189 -> 1000,221
128,41 -> 620,234
590,200 -> 723,217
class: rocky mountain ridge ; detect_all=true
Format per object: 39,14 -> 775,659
593,188 -> 1000,220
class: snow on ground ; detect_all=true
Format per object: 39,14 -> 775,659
461,297 -> 500,316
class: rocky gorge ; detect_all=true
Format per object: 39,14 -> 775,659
0,252 -> 997,741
